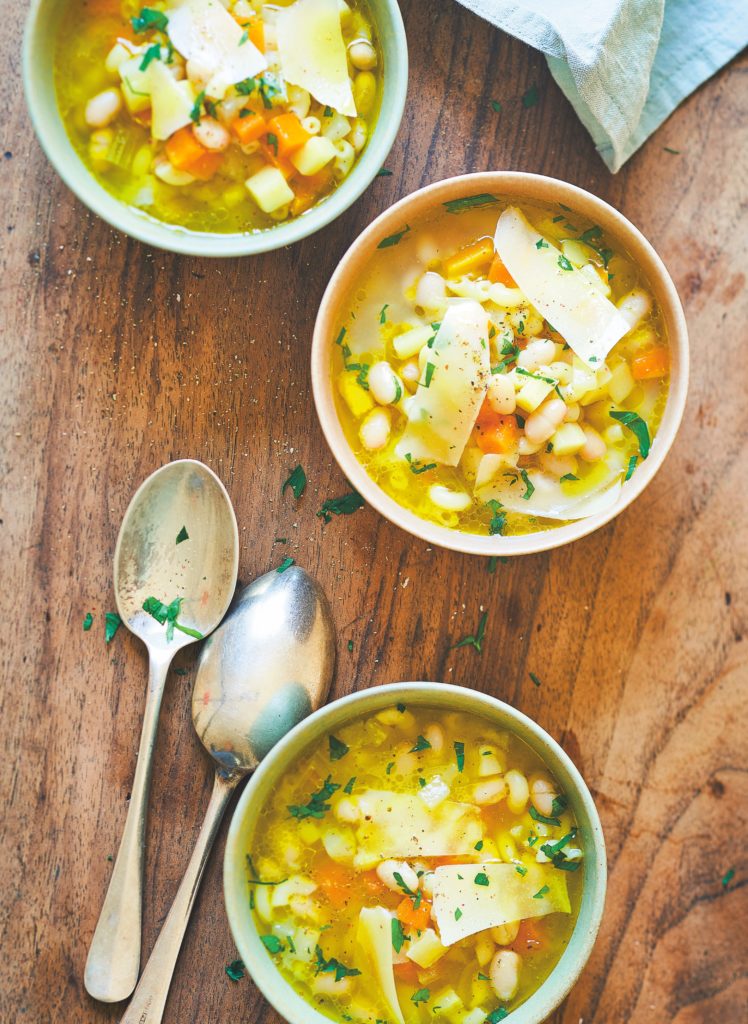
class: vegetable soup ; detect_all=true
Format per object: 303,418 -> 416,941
331,196 -> 670,537
54,0 -> 381,233
247,704 -> 584,1023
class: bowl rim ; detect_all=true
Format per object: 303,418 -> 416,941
224,680 -> 608,1024
22,0 -> 409,257
311,171 -> 690,555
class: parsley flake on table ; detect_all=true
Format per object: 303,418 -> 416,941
491,99 -> 502,113
276,557 -> 295,574
83,612 -> 93,631
376,167 -> 393,176
522,84 -> 539,108
225,958 -> 245,981
317,491 -> 365,523
347,639 -> 354,652
104,612 -> 122,643
453,611 -> 488,654
282,464 -> 307,501
722,867 -> 735,889
288,776 -> 340,820
176,525 -> 189,544
328,735 -> 349,761
529,671 -> 542,688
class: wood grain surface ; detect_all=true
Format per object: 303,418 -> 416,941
2,2 -> 747,1021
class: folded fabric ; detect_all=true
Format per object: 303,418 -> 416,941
454,0 -> 748,172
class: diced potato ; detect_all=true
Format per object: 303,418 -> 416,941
475,932 -> 495,967
392,324 -> 433,360
407,928 -> 448,968
559,359 -> 597,403
470,974 -> 494,1007
322,827 -> 356,864
607,361 -> 635,404
106,41 -> 135,75
477,746 -> 504,777
560,239 -> 599,269
431,987 -> 463,1018
272,875 -> 317,908
462,1009 -> 489,1024
321,110 -> 351,142
418,775 -> 451,809
603,424 -> 624,444
254,883 -> 273,922
291,135 -> 337,175
297,820 -> 321,845
337,371 -> 375,418
515,377 -> 554,413
549,422 -> 586,456
245,166 -> 295,213
118,55 -> 152,113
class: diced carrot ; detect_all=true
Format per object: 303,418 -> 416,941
290,167 -> 333,216
631,346 -> 669,380
396,895 -> 432,931
232,111 -> 266,146
248,15 -> 265,51
393,960 -> 421,984
476,413 -> 519,454
259,140 -> 295,179
267,112 -> 312,156
361,869 -> 394,903
511,918 -> 544,953
165,127 -> 224,180
86,0 -> 122,15
316,859 -> 355,909
488,255 -> 517,288
444,237 -> 495,279
430,855 -> 469,867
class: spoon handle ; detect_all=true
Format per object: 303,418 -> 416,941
119,772 -> 237,1024
85,652 -> 171,1003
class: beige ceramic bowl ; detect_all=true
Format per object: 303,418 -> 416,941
311,172 -> 689,555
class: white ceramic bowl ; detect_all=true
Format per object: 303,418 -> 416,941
311,172 -> 689,555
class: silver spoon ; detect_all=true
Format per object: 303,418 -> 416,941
119,565 -> 335,1024
85,460 -> 239,1004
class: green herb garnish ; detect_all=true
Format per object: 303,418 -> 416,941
410,735 -> 432,753
491,100 -> 502,113
391,917 -> 409,953
405,453 -> 437,475
663,146 -> 680,154
487,556 -> 498,574
142,595 -> 204,641
535,237 -> 549,249
392,870 -> 416,895
486,499 -> 506,536
260,935 -> 285,953
343,776 -> 356,794
454,741 -> 465,772
541,828 -> 581,871
314,946 -> 361,982
610,411 -> 651,458
328,735 -> 349,761
83,612 -> 93,631
377,225 -> 410,248
422,362 -> 436,388
624,454 -> 638,481
347,639 -> 354,652
190,90 -> 206,122
529,671 -> 541,688
288,776 -> 340,820
454,908 -> 463,920
443,194 -> 499,214
558,255 -> 573,272
104,611 -> 122,643
131,7 -> 168,33
176,525 -> 189,544
529,805 -> 561,827
282,464 -> 307,500
475,840 -> 484,851
532,885 -> 550,900
276,557 -> 294,573
560,473 -> 579,482
139,42 -> 162,71
474,872 -> 489,887
411,988 -> 430,1004
519,468 -> 535,500
522,84 -> 539,108
486,1009 -> 509,1022
225,958 -> 245,981
379,304 -> 389,323
722,867 -> 735,889
317,491 -> 365,523
515,865 -> 528,876
376,168 -> 392,176
453,611 -> 488,654
246,854 -> 287,886
267,132 -> 278,155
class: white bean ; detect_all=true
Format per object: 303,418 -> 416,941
517,338 -> 556,371
491,921 -> 520,946
348,38 -> 378,70
415,271 -> 447,313
617,288 -> 652,329
400,360 -> 420,391
486,373 -> 516,415
478,745 -> 505,777
349,118 -> 368,152
472,777 -> 507,805
429,485 -> 472,513
548,360 -> 573,386
85,88 -> 122,129
476,933 -> 496,967
419,871 -> 435,898
579,425 -> 607,462
564,402 -> 581,422
529,773 -> 559,817
504,769 -> 529,814
423,723 -> 444,752
313,973 -> 354,996
192,117 -> 230,151
334,797 -> 360,824
490,950 -> 522,1002
376,859 -> 418,893
518,437 -> 542,456
332,139 -> 355,180
368,361 -> 402,405
359,408 -> 391,450
524,398 -> 567,445
539,451 -> 577,478
154,159 -> 195,186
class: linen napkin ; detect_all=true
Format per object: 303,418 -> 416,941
454,0 -> 748,172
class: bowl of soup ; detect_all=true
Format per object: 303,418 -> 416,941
23,0 -> 407,256
224,682 -> 606,1024
311,173 -> 689,554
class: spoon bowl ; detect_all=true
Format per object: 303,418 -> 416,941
119,567 -> 335,1024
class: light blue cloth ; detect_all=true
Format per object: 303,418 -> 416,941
454,0 -> 748,171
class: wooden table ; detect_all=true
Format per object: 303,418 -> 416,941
2,2 -> 746,1021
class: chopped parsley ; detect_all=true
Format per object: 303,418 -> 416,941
557,255 -> 574,272
722,867 -> 735,889
411,989 -> 430,1004
535,237 -> 549,249
377,225 -> 411,248
560,473 -> 579,482
474,872 -> 490,887
139,43 -> 162,71
104,611 -> 122,643
522,84 -> 539,108
486,499 -> 506,536
276,557 -> 294,573
519,468 -> 535,500
624,454 -> 638,481
397,702 -> 407,712
491,100 -> 502,113
405,453 -> 437,475
142,595 -> 204,641
453,611 -> 488,654
454,741 -> 465,772
486,1009 -> 509,1022
314,946 -> 361,982
190,90 -> 206,123
246,854 -> 287,886
379,304 -> 389,324
347,639 -> 354,652
393,871 -> 416,895
238,29 -> 249,45
529,805 -> 561,827
410,735 -> 432,753
477,972 -> 490,982
663,146 -> 681,154
328,735 -> 349,761
541,828 -> 581,871
260,935 -> 285,953
422,361 -> 436,388
475,839 -> 484,851
515,865 -> 528,876
386,762 -> 394,775
176,525 -> 189,544
376,168 -> 393,176
225,958 -> 245,981
532,885 -> 550,900
391,918 -> 409,953
443,194 -> 499,213
610,410 -> 651,458
487,556 -> 498,573
83,612 -> 93,631
288,776 -> 340,820
551,794 -> 568,816
343,776 -> 356,794
454,908 -> 463,920
131,7 -> 168,33
267,132 -> 278,155
579,226 -> 603,244
529,671 -> 542,688
316,491 -> 365,523
282,464 -> 307,500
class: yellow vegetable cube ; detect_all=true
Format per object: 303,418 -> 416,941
118,55 -> 152,113
431,987 -> 463,1018
291,135 -> 337,176
550,422 -> 586,455
392,324 -> 433,360
337,371 -> 375,418
407,927 -> 448,968
515,377 -> 553,413
607,361 -> 635,404
604,423 -> 625,444
245,166 -> 295,214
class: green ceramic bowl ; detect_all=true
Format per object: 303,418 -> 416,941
22,0 -> 408,257
224,682 -> 607,1024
